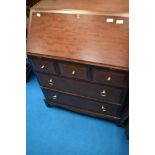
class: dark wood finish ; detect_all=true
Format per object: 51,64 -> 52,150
93,68 -> 128,88
27,0 -> 129,123
31,0 -> 128,14
30,57 -> 56,74
42,88 -> 121,117
27,0 -> 40,7
36,72 -> 123,104
45,99 -> 120,123
27,12 -> 128,70
59,62 -> 88,80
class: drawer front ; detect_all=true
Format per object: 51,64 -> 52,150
30,57 -> 56,74
59,63 -> 88,80
42,89 -> 121,117
37,73 -> 123,104
93,69 -> 128,87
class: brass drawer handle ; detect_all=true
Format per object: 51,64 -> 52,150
48,78 -> 54,86
52,95 -> 57,100
101,106 -> 106,112
41,64 -> 48,70
100,90 -> 106,97
41,65 -> 45,69
72,70 -> 76,75
49,82 -> 53,86
107,76 -> 111,81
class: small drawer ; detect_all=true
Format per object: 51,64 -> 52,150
30,57 -> 56,74
59,63 -> 88,80
93,68 -> 128,87
42,89 -> 121,117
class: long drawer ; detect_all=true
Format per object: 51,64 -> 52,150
36,73 -> 123,104
42,88 -> 121,117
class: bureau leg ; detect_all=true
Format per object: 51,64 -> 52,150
44,99 -> 52,107
116,121 -> 123,127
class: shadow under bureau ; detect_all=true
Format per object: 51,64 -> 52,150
27,0 -> 129,124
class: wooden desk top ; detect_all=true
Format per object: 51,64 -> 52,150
27,0 -> 129,71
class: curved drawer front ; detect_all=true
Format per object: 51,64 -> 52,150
37,73 -> 123,104
42,88 -> 121,117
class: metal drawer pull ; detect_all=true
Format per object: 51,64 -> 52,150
100,90 -> 106,97
101,106 -> 106,111
41,65 -> 45,69
107,76 -> 111,81
49,82 -> 53,86
49,79 -> 53,82
72,70 -> 76,75
52,95 -> 57,100
48,78 -> 54,85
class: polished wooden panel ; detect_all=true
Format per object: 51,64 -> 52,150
27,0 -> 129,124
30,57 -> 56,74
93,68 -> 128,88
45,99 -> 120,123
32,0 -> 128,14
36,73 -> 123,104
27,13 -> 129,70
42,88 -> 121,117
59,62 -> 88,80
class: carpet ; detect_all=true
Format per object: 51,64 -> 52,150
26,74 -> 129,155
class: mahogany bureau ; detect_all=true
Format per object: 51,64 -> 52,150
27,0 -> 129,124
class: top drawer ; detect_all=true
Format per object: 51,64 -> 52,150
30,57 -> 56,74
93,68 -> 128,88
59,63 -> 88,80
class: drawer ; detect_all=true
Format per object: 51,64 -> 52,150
59,63 -> 88,80
30,57 -> 56,74
93,68 -> 128,87
42,88 -> 121,117
37,73 -> 123,104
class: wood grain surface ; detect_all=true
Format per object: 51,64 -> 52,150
27,13 -> 129,70
31,0 -> 128,14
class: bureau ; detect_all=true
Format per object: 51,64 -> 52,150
27,0 -> 129,124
